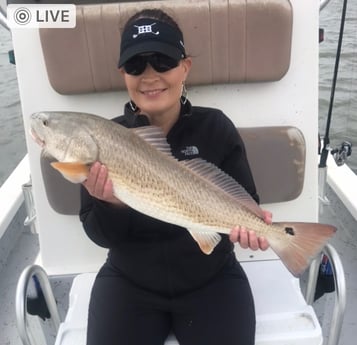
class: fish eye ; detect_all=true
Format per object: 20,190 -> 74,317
42,119 -> 48,126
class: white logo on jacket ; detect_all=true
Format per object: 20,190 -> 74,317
181,146 -> 199,156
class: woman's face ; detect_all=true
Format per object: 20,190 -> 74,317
120,56 -> 192,121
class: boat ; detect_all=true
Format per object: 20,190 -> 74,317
0,0 -> 356,344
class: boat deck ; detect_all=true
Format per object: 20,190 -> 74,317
0,184 -> 356,345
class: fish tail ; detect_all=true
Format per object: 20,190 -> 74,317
269,222 -> 336,277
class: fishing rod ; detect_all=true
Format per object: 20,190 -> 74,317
311,0 -> 351,307
319,0 -> 349,168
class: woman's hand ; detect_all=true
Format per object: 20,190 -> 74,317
229,210 -> 272,251
82,162 -> 125,206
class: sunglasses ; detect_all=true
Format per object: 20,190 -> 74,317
123,53 -> 180,76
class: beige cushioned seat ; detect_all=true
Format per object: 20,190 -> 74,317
39,0 -> 293,94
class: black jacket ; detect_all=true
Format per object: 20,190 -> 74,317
80,100 -> 259,297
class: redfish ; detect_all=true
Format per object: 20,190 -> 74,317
30,111 -> 336,276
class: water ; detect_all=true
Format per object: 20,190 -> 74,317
319,0 -> 357,172
0,1 -> 357,186
0,26 -> 25,186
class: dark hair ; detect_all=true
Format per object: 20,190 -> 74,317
123,9 -> 182,36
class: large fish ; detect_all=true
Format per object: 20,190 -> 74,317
30,111 -> 336,276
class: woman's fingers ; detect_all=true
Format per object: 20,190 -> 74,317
83,162 -> 101,194
263,210 -> 273,224
83,163 -> 125,206
229,226 -> 269,251
93,164 -> 109,198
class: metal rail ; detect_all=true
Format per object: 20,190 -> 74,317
0,5 -> 10,31
320,0 -> 333,11
305,244 -> 346,345
16,265 -> 61,345
22,180 -> 37,234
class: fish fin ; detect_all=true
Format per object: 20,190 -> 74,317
270,222 -> 336,277
132,127 -> 263,218
132,127 -> 263,219
182,158 -> 264,219
188,230 -> 222,255
132,126 -> 172,155
51,162 -> 89,183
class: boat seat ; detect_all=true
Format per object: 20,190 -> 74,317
55,261 -> 322,345
39,0 -> 292,94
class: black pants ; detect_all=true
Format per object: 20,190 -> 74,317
86,261 -> 255,345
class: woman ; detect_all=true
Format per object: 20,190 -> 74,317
80,8 -> 271,345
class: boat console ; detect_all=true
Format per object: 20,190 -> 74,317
11,0 -> 339,344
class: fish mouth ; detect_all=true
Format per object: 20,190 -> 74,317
29,127 -> 45,148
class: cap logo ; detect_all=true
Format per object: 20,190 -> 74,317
133,23 -> 159,39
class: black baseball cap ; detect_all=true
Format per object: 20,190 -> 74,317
118,18 -> 186,67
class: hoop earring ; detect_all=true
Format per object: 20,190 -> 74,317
181,84 -> 188,105
129,100 -> 139,112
